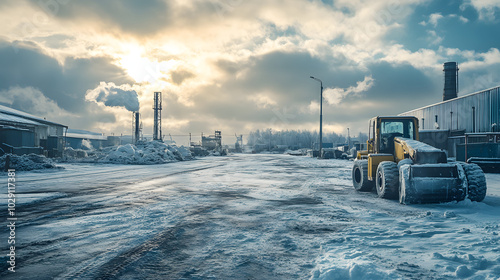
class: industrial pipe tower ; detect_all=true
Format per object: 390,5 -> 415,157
132,111 -> 141,144
153,92 -> 162,141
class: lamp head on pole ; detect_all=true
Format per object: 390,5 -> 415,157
310,76 -> 322,84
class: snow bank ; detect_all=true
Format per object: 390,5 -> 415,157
0,154 -> 61,171
397,137 -> 441,153
311,257 -> 397,280
64,147 -> 88,158
64,140 -> 193,165
175,145 -> 193,159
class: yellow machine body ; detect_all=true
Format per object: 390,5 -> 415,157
357,116 -> 420,180
352,116 -> 485,204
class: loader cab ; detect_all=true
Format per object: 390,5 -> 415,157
368,116 -> 419,154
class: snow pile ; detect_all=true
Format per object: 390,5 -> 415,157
311,261 -> 397,280
175,145 -> 193,160
64,141 -> 193,165
285,149 -> 307,156
64,147 -> 89,158
397,137 -> 441,153
0,154 -> 60,171
104,142 -> 180,164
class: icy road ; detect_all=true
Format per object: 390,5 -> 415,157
1,154 -> 500,279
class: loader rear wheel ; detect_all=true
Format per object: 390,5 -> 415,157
352,160 -> 374,192
376,161 -> 399,199
462,163 -> 487,202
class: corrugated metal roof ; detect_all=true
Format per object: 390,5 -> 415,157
66,133 -> 107,140
0,104 -> 66,127
0,112 -> 45,126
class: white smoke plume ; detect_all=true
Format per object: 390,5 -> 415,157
81,139 -> 94,150
85,82 -> 140,112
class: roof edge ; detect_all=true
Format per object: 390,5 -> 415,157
399,85 -> 500,115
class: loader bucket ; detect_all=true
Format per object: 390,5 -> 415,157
399,163 -> 467,204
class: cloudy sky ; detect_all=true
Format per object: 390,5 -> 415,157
0,0 -> 499,139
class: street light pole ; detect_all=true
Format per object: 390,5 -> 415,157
310,76 -> 323,158
347,127 -> 350,149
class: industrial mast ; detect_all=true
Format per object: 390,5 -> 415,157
153,92 -> 162,141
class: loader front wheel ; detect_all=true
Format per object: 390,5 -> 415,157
462,163 -> 487,202
376,161 -> 399,199
352,160 -> 374,192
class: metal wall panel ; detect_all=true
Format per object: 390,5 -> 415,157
400,86 -> 500,133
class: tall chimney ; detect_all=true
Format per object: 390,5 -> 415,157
134,112 -> 140,144
443,62 -> 459,101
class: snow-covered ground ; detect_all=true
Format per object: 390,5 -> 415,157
1,154 -> 499,279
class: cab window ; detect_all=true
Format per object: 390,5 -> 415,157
379,119 -> 415,153
380,120 -> 415,139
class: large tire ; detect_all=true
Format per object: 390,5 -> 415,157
461,163 -> 487,202
352,160 -> 374,192
376,161 -> 399,199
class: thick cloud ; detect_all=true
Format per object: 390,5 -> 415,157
151,50 -> 445,135
217,51 -> 367,105
27,0 -> 171,36
466,0 -> 500,20
171,69 -> 194,85
363,61 -> 441,105
0,86 -> 68,118
0,86 -> 117,128
323,76 -> 375,105
0,40 -> 133,112
0,40 -> 131,130
1,1 -> 500,138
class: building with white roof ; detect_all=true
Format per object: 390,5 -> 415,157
0,104 -> 67,156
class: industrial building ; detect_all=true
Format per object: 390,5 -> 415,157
0,104 -> 67,156
399,62 -> 500,170
400,85 -> 500,134
202,131 -> 222,150
65,131 -> 121,150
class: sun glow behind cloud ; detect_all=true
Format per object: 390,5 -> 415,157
118,43 -> 177,85
0,0 -> 499,137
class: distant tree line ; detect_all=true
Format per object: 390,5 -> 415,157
247,129 -> 368,149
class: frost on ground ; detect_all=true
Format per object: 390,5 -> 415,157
0,154 -> 499,279
63,140 -> 193,164
310,169 -> 500,280
0,153 -> 60,171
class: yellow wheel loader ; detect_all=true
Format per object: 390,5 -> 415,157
352,116 -> 487,204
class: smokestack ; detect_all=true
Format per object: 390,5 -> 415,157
443,62 -> 459,101
134,112 -> 140,144
153,92 -> 162,141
